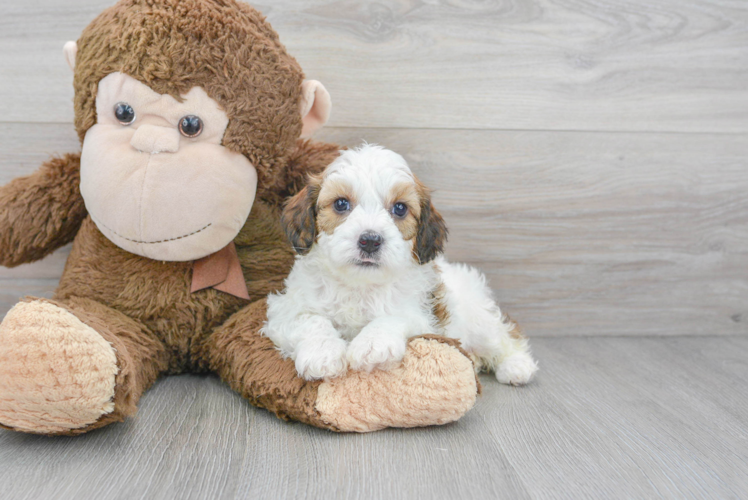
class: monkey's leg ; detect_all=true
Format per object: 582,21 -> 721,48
0,297 -> 169,435
204,299 -> 480,432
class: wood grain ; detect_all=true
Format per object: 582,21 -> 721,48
317,127 -> 748,337
0,336 -> 746,499
2,123 -> 746,337
473,336 -> 748,499
0,0 -> 747,132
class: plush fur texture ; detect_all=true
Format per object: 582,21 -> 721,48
0,153 -> 87,268
265,145 -> 538,385
316,336 -> 480,432
0,0 -> 479,435
72,0 -> 303,197
0,300 -> 118,433
80,72 -> 258,261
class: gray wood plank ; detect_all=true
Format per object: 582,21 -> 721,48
1,336 -> 747,499
0,0 -> 747,132
1,123 -> 747,336
321,128 -> 748,337
236,408 -> 530,500
0,375 -> 255,500
475,336 -> 748,499
0,378 -> 531,500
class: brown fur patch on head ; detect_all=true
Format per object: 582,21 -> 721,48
316,178 -> 356,235
413,180 -> 448,264
74,0 -> 305,195
281,176 -> 321,255
386,181 -> 421,241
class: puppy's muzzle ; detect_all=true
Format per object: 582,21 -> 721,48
358,231 -> 383,255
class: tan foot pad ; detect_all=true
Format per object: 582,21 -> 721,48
0,300 -> 118,434
315,337 -> 478,432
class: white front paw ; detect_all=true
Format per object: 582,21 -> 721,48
347,330 -> 408,373
294,337 -> 349,381
496,352 -> 538,386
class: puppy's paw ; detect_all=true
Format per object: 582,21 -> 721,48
347,331 -> 408,373
294,337 -> 349,381
496,352 -> 538,386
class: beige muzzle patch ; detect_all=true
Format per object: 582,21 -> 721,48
130,124 -> 181,154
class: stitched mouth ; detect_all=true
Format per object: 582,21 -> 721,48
92,216 -> 213,244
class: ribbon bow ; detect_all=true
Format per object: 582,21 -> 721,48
190,242 -> 250,300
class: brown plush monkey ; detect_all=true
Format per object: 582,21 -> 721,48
0,0 -> 478,435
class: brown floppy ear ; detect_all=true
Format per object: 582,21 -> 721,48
282,180 -> 321,255
415,190 -> 449,264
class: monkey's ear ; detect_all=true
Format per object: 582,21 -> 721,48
415,193 -> 449,264
281,183 -> 320,255
299,80 -> 331,138
63,41 -> 78,71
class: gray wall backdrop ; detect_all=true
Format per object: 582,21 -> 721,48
1,0 -> 746,336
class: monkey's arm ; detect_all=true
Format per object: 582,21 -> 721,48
207,301 -> 480,432
0,153 -> 87,268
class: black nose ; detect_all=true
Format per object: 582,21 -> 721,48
358,231 -> 383,254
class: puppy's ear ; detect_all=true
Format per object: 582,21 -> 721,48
282,180 -> 320,255
415,190 -> 448,264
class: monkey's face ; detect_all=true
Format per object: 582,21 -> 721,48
80,72 -> 258,261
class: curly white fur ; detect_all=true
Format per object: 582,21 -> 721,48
263,144 -> 538,384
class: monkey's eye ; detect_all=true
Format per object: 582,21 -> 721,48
114,102 -> 135,125
179,115 -> 203,138
392,202 -> 408,218
333,198 -> 351,213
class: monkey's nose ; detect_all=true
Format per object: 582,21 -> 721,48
130,124 -> 180,154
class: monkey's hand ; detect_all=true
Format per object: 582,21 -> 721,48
0,153 -> 87,267
208,301 -> 480,433
316,335 -> 480,431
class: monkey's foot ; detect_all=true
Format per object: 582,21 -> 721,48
0,300 -> 118,434
315,335 -> 479,432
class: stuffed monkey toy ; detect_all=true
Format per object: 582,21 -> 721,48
0,0 -> 479,435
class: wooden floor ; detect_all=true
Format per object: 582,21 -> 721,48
0,336 -> 746,500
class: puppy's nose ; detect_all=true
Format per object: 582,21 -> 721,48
130,124 -> 180,154
358,231 -> 383,254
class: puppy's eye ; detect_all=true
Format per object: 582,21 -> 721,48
392,202 -> 408,218
179,115 -> 203,138
333,198 -> 351,213
114,102 -> 135,125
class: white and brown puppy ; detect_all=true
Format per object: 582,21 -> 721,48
263,144 -> 538,385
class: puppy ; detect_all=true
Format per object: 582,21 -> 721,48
263,144 -> 538,385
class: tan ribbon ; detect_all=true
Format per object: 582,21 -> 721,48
190,241 -> 250,300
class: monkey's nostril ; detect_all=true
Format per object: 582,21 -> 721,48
357,231 -> 383,254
